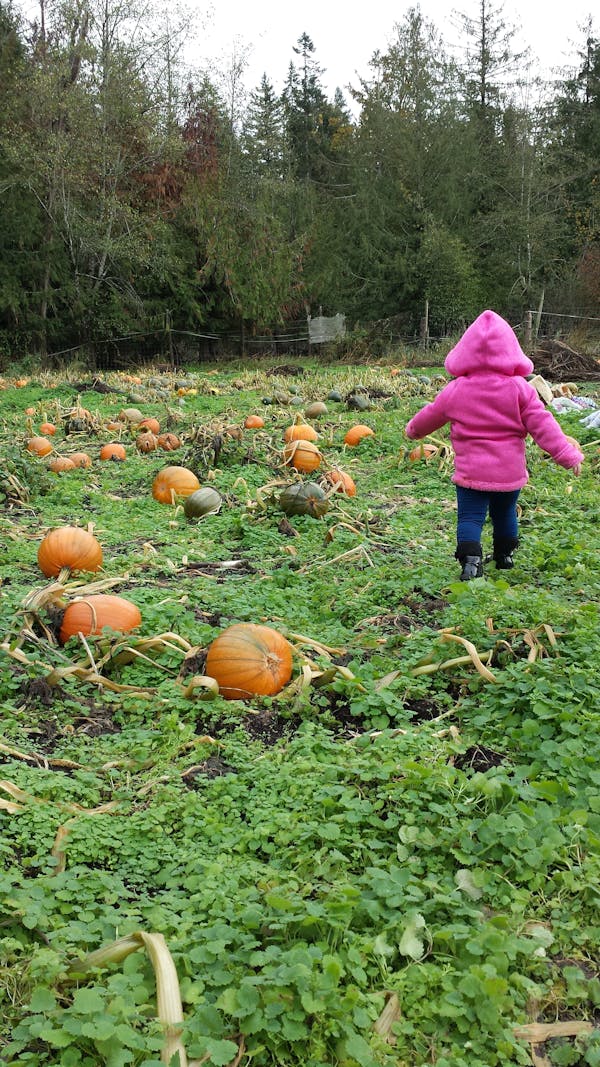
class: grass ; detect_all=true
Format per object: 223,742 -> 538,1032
0,359 -> 599,1067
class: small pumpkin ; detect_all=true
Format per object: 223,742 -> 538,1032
244,414 -> 265,429
15,378 -> 29,388
183,487 -> 223,519
100,442 -> 126,461
409,443 -> 438,462
344,425 -> 374,447
304,401 -> 328,418
327,389 -> 343,402
323,468 -> 357,496
156,432 -> 181,451
282,439 -> 322,473
205,623 -> 293,700
48,455 -> 76,473
27,436 -> 53,457
39,421 -> 56,436
347,393 -> 371,411
152,465 -> 200,504
280,481 -> 329,519
59,594 -> 141,644
136,431 -> 158,453
38,526 -> 103,578
69,451 -> 92,468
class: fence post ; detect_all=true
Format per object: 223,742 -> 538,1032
420,300 -> 429,349
523,310 -> 533,350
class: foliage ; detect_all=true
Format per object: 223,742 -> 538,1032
0,360 -> 599,1067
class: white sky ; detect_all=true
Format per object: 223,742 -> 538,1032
189,0 -> 597,106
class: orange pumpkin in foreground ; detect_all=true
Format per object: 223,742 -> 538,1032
205,623 -> 293,700
38,526 -> 103,578
152,465 -> 200,503
59,594 -> 141,644
282,439 -> 322,473
344,425 -> 374,447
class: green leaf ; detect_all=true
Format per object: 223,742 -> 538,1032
398,913 -> 426,960
29,987 -> 57,1013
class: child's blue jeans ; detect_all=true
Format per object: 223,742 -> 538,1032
455,486 -> 520,544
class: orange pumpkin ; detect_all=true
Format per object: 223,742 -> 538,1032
324,469 -> 357,496
344,425 -> 374,447
283,419 -> 319,443
27,436 -> 53,457
15,378 -> 29,388
409,443 -> 438,462
136,431 -> 158,453
152,466 -> 200,504
69,451 -> 92,468
25,405 -> 36,415
244,415 -> 265,429
138,417 -> 160,435
282,440 -> 322,473
100,442 -> 126,461
156,432 -> 181,451
38,526 -> 103,578
205,623 -> 293,700
59,594 -> 141,644
39,422 -> 56,436
48,455 -> 76,473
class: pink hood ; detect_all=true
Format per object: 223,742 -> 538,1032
445,310 -> 534,378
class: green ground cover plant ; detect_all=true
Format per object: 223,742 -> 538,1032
0,361 -> 599,1067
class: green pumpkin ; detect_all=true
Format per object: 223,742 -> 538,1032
184,487 -> 223,520
347,393 -> 371,411
279,482 -> 329,519
305,401 -> 328,418
327,389 -> 343,402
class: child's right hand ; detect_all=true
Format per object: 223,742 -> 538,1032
572,462 -> 583,477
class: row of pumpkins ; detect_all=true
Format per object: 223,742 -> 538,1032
37,525 -> 293,701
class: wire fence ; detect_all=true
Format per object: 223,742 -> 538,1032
43,308 -> 600,370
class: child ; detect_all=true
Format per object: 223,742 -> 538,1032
405,310 -> 584,580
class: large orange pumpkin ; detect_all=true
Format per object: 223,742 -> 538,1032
38,526 -> 103,578
205,623 -> 293,700
344,425 -> 374,446
59,594 -> 141,644
324,468 -> 357,496
27,436 -> 53,457
282,440 -> 322,473
152,466 -> 200,503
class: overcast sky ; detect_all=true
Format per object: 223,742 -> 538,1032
188,0 -> 597,104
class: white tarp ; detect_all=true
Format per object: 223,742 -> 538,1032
308,313 -> 346,344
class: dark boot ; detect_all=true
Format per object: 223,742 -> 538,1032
456,541 -> 483,581
493,537 -> 519,570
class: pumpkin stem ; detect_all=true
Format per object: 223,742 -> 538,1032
57,567 -> 72,584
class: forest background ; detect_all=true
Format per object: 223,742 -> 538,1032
0,0 -> 599,366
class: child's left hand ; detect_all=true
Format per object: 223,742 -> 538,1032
572,462 -> 583,477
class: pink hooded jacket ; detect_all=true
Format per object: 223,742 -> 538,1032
405,310 -> 584,491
